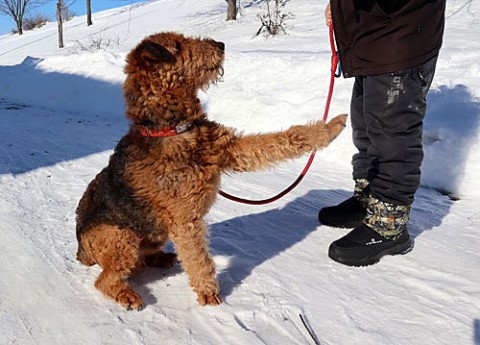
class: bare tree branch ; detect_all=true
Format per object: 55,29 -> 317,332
0,0 -> 49,35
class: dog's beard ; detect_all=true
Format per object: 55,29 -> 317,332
199,66 -> 224,91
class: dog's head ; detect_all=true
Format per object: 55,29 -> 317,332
123,32 -> 225,126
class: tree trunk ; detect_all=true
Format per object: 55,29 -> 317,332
226,0 -> 236,20
86,0 -> 92,26
57,1 -> 64,48
17,21 -> 23,35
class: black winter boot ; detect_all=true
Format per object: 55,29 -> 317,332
318,179 -> 369,228
328,223 -> 412,266
328,196 -> 413,266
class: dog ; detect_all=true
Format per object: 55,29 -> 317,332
76,32 -> 347,310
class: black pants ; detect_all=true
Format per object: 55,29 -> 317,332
350,56 -> 437,206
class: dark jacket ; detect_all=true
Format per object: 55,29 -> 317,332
330,0 -> 445,77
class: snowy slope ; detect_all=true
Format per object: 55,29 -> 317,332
0,0 -> 479,344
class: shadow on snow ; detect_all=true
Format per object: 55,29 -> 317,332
208,186 -> 452,299
422,84 -> 480,198
475,319 -> 480,345
0,57 -> 126,175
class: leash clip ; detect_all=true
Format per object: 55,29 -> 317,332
334,55 -> 342,78
331,53 -> 341,78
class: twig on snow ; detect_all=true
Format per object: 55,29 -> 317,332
299,313 -> 321,345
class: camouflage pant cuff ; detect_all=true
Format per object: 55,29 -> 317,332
364,197 -> 411,239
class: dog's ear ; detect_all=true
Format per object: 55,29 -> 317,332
134,40 -> 176,65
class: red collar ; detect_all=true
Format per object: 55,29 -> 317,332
140,122 -> 192,138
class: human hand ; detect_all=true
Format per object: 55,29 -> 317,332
325,3 -> 332,27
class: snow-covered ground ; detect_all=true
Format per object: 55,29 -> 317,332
0,0 -> 479,344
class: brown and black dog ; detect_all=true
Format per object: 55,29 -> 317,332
76,32 -> 347,310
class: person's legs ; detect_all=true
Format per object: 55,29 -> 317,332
328,56 -> 438,266
364,57 -> 437,207
351,76 -> 370,182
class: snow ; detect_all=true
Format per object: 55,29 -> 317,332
0,0 -> 479,344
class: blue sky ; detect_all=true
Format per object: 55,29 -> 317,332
0,0 -> 145,35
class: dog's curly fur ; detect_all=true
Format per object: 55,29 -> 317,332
76,32 -> 347,310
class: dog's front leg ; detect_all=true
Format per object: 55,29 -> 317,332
170,219 -> 221,306
223,114 -> 347,172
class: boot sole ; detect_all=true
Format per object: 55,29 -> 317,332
329,239 -> 413,267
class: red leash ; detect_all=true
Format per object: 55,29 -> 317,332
219,24 -> 339,205
324,23 -> 340,121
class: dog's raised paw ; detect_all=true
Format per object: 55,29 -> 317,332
117,289 -> 144,311
326,114 -> 348,140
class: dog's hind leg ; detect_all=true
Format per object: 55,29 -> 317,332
140,244 -> 178,268
138,236 -> 177,268
170,220 -> 222,306
81,224 -> 144,310
144,252 -> 177,268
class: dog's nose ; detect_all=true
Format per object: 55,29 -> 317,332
216,41 -> 225,51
